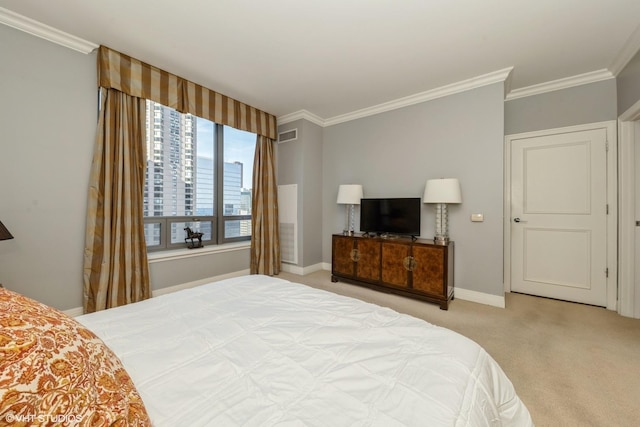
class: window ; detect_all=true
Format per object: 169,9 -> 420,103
143,101 -> 255,250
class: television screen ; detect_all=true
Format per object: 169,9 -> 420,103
360,198 -> 421,236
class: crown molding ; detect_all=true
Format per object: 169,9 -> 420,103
324,67 -> 513,127
505,69 -> 614,101
609,23 -> 640,76
277,109 -> 325,127
0,7 -> 98,54
277,67 -> 513,128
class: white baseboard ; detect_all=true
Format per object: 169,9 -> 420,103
280,262 -> 325,276
63,269 -> 251,317
63,306 -> 84,318
455,287 -> 505,308
323,263 -> 504,308
151,269 -> 250,297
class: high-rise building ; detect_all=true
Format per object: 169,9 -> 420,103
240,188 -> 251,214
196,156 -> 214,216
223,161 -> 243,215
144,100 -> 197,218
223,161 -> 243,237
239,188 -> 252,236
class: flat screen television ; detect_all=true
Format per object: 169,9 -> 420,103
360,198 -> 421,237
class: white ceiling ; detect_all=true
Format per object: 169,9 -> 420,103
1,0 -> 640,123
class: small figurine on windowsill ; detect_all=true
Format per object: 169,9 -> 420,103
184,227 -> 204,249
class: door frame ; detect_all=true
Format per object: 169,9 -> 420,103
618,100 -> 640,318
504,121 -> 618,311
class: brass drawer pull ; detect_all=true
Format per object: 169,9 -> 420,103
403,256 -> 416,271
350,249 -> 360,262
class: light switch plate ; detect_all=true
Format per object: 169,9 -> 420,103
471,213 -> 484,222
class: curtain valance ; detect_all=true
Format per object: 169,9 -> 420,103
98,45 -> 277,140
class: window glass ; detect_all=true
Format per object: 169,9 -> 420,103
144,223 -> 161,247
142,102 -> 255,249
196,120 -> 215,215
143,101 -> 215,218
170,221 -> 213,244
225,219 -> 252,239
222,126 -> 255,218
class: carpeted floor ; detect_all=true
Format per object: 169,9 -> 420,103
277,270 -> 640,427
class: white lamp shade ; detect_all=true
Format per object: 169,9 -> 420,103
337,184 -> 363,204
423,178 -> 462,204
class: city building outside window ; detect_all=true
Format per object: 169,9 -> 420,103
143,101 -> 256,250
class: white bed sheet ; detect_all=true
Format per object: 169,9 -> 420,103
77,275 -> 533,426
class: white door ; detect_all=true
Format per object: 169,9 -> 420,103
510,128 -> 608,306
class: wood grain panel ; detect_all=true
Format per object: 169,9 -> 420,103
412,245 -> 444,295
381,241 -> 409,287
332,235 -> 355,277
356,239 -> 381,281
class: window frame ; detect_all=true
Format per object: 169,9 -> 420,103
143,104 -> 254,252
216,125 -> 253,245
144,216 -> 217,251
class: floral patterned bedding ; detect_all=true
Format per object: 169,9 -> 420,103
0,287 -> 150,426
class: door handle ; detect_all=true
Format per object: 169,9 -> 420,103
513,217 -> 527,223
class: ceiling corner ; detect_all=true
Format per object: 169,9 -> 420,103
277,110 -> 326,127
609,23 -> 640,76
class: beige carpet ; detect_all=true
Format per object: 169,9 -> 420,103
278,270 -> 640,427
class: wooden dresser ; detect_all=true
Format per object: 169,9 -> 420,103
331,234 -> 454,309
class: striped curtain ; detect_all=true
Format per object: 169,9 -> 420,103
98,46 -> 277,139
83,88 -> 150,313
251,135 -> 281,275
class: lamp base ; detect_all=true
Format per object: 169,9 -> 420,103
433,203 -> 450,245
343,229 -> 355,236
433,236 -> 449,245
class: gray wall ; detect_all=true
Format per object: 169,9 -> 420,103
0,25 -> 250,310
0,24 -> 96,310
505,79 -> 617,135
300,120 -> 324,267
322,83 -> 506,296
277,119 -> 324,268
618,49 -> 640,115
149,247 -> 250,288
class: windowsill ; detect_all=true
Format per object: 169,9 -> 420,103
147,241 -> 251,263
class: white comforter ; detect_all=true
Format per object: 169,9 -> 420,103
77,275 -> 532,426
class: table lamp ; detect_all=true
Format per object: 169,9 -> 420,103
337,184 -> 363,236
423,178 -> 461,244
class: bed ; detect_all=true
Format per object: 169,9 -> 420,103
1,275 -> 532,426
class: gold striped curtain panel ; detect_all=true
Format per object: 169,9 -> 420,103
84,88 -> 150,313
98,45 -> 277,140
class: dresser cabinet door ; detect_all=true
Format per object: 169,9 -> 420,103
381,241 -> 410,287
411,244 -> 445,296
356,238 -> 381,282
332,235 -> 355,277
